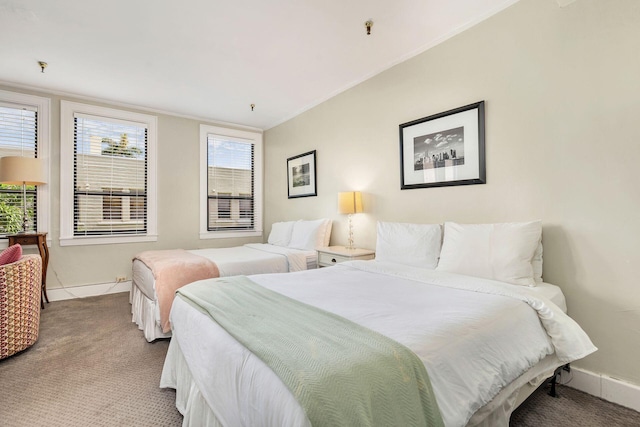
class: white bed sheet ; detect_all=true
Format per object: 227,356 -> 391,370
527,281 -> 566,313
191,243 -> 315,276
131,243 -> 317,341
163,261 -> 595,427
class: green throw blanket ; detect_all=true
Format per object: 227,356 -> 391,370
177,276 -> 444,427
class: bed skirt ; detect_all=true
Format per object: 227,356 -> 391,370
160,338 -> 224,427
130,282 -> 171,342
161,332 -> 562,427
468,354 -> 560,426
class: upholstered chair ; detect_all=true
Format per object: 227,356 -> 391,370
0,254 -> 42,360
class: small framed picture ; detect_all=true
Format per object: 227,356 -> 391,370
287,150 -> 317,198
400,101 -> 486,190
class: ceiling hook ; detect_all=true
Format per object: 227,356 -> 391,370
365,20 -> 373,35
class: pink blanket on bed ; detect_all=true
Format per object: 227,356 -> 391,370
134,249 -> 220,333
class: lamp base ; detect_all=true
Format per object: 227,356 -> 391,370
346,213 -> 355,250
21,183 -> 30,233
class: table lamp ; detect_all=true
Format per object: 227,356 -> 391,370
0,156 -> 46,233
338,191 -> 363,250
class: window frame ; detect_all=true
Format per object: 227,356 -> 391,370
0,90 -> 50,248
60,101 -> 157,246
199,124 -> 263,239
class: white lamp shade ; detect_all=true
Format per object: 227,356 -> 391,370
0,156 -> 46,185
338,191 -> 363,214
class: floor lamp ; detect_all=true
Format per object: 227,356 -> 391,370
338,191 -> 363,250
0,156 -> 46,233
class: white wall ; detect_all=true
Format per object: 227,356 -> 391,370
264,0 -> 640,387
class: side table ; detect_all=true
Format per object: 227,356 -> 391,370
317,246 -> 375,267
8,232 -> 49,308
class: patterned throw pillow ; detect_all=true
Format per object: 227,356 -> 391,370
0,244 -> 22,266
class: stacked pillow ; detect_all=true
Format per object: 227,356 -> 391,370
436,221 -> 542,287
267,221 -> 296,246
267,219 -> 332,251
374,220 -> 543,287
375,221 -> 442,269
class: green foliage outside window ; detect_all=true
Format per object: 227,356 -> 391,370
0,184 -> 35,234
101,133 -> 142,158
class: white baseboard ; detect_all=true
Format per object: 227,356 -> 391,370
561,367 -> 640,413
47,280 -> 132,302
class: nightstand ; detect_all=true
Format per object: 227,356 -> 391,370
8,232 -> 49,308
317,246 -> 375,267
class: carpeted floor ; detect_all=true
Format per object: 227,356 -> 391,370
510,382 -> 640,426
0,292 -> 182,426
1,291 -> 639,426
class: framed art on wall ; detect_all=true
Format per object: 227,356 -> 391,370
287,150 -> 317,198
399,101 -> 485,190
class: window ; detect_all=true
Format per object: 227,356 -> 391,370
200,125 -> 262,239
102,194 -> 122,221
60,101 -> 157,246
129,195 -> 145,220
0,90 -> 50,242
216,193 -> 232,219
239,197 -> 252,219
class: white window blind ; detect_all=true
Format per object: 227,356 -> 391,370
207,135 -> 255,231
0,102 -> 38,235
73,113 -> 147,236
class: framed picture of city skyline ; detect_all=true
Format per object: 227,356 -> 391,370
287,150 -> 317,198
399,101 -> 485,190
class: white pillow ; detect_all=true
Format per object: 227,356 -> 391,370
321,220 -> 333,246
532,241 -> 543,283
288,219 -> 330,250
267,221 -> 296,247
375,221 -> 442,269
436,221 -> 542,287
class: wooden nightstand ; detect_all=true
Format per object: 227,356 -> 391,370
8,232 -> 49,308
317,246 -> 375,267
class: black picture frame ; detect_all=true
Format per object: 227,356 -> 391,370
287,150 -> 317,198
399,101 -> 485,190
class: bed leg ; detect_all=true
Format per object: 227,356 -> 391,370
548,364 -> 569,398
549,372 -> 559,398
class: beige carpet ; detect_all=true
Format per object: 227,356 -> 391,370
1,291 -> 639,426
0,292 -> 182,427
510,381 -> 640,426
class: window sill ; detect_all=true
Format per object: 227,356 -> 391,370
199,230 -> 262,240
59,234 -> 158,246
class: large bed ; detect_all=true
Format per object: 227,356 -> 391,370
160,221 -> 596,426
131,219 -> 331,342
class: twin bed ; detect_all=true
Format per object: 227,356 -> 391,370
130,219 -> 332,341
158,220 -> 596,426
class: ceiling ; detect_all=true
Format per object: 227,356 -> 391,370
0,0 -> 520,130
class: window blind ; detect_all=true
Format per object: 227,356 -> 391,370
73,113 -> 147,236
207,135 -> 255,231
0,103 -> 38,235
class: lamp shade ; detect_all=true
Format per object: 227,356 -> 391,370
338,191 -> 363,214
0,156 -> 46,185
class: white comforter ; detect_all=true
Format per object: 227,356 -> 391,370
189,243 -> 313,276
164,261 -> 596,427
